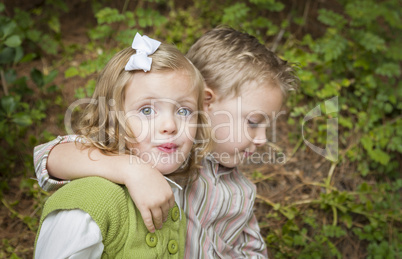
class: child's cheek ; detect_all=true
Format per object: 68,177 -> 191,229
213,126 -> 230,143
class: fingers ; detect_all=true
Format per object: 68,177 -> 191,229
161,196 -> 176,222
151,208 -> 163,230
168,196 -> 175,209
134,195 -> 175,232
140,209 -> 155,233
161,202 -> 170,223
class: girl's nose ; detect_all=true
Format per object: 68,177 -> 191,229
159,114 -> 177,135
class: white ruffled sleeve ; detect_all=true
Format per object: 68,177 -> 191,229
35,209 -> 104,259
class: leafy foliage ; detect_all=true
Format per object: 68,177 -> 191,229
0,0 -> 400,258
0,2 -> 63,185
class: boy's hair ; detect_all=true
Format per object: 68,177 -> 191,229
186,26 -> 299,99
77,43 -> 211,184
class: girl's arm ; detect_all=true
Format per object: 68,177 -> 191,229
33,136 -> 175,232
35,209 -> 103,258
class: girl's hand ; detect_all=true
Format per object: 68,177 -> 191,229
123,163 -> 175,233
45,141 -> 175,232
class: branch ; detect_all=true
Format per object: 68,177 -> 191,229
0,69 -> 9,96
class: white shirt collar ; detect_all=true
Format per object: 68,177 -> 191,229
164,177 -> 183,220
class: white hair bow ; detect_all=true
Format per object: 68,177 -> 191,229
125,33 -> 161,72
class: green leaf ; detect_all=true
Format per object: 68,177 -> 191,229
318,30 -> 348,62
222,3 -> 250,25
4,35 -> 22,47
9,253 -> 22,259
74,87 -> 86,99
26,30 -> 41,42
385,41 -> 402,61
84,79 -> 96,97
345,0 -> 379,24
318,9 -> 346,28
1,96 -> 17,114
96,7 -> 125,24
370,148 -> 390,165
339,117 -> 353,129
0,47 -> 15,64
0,3 -> 5,13
282,234 -> 293,246
30,68 -> 44,88
293,234 -> 305,246
88,25 -> 113,40
20,53 -> 37,63
12,113 -> 33,127
124,12 -> 136,27
14,9 -> 32,29
323,225 -> 346,238
249,0 -> 284,11
341,213 -> 353,228
375,63 -> 401,77
317,81 -> 339,98
2,21 -> 17,38
64,67 -> 79,78
48,16 -> 60,34
3,68 -> 17,84
356,31 -> 385,52
360,136 -> 373,152
13,46 -> 23,63
44,69 -> 58,85
46,84 -> 59,93
40,34 -> 58,55
384,103 -> 393,113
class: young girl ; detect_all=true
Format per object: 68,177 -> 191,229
34,33 -> 210,258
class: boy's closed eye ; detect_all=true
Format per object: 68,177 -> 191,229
246,113 -> 272,129
247,119 -> 260,128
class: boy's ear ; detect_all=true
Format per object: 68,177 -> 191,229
204,87 -> 216,111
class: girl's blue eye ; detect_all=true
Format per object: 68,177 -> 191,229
140,107 -> 155,115
177,108 -> 191,116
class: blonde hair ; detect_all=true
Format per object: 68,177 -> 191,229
186,26 -> 299,99
76,43 -> 211,185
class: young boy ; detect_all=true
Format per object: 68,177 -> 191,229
34,26 -> 298,258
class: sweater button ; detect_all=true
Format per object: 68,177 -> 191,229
146,233 -> 158,247
171,207 -> 179,222
168,240 -> 179,254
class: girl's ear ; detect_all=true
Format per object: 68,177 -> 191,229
203,87 -> 216,111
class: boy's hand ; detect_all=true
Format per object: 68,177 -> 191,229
123,164 -> 175,233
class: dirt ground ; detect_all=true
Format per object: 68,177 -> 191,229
0,1 -> 370,258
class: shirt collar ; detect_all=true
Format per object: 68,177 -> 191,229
205,155 -> 234,178
164,177 -> 183,220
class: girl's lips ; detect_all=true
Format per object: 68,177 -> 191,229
157,143 -> 178,153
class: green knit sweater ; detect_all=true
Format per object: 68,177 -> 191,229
35,177 -> 186,258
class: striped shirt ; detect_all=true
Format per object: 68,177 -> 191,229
33,135 -> 268,258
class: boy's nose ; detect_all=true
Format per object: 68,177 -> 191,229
253,138 -> 267,146
253,129 -> 267,146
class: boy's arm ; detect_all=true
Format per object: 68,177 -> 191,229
233,210 -> 268,258
33,135 -> 175,232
